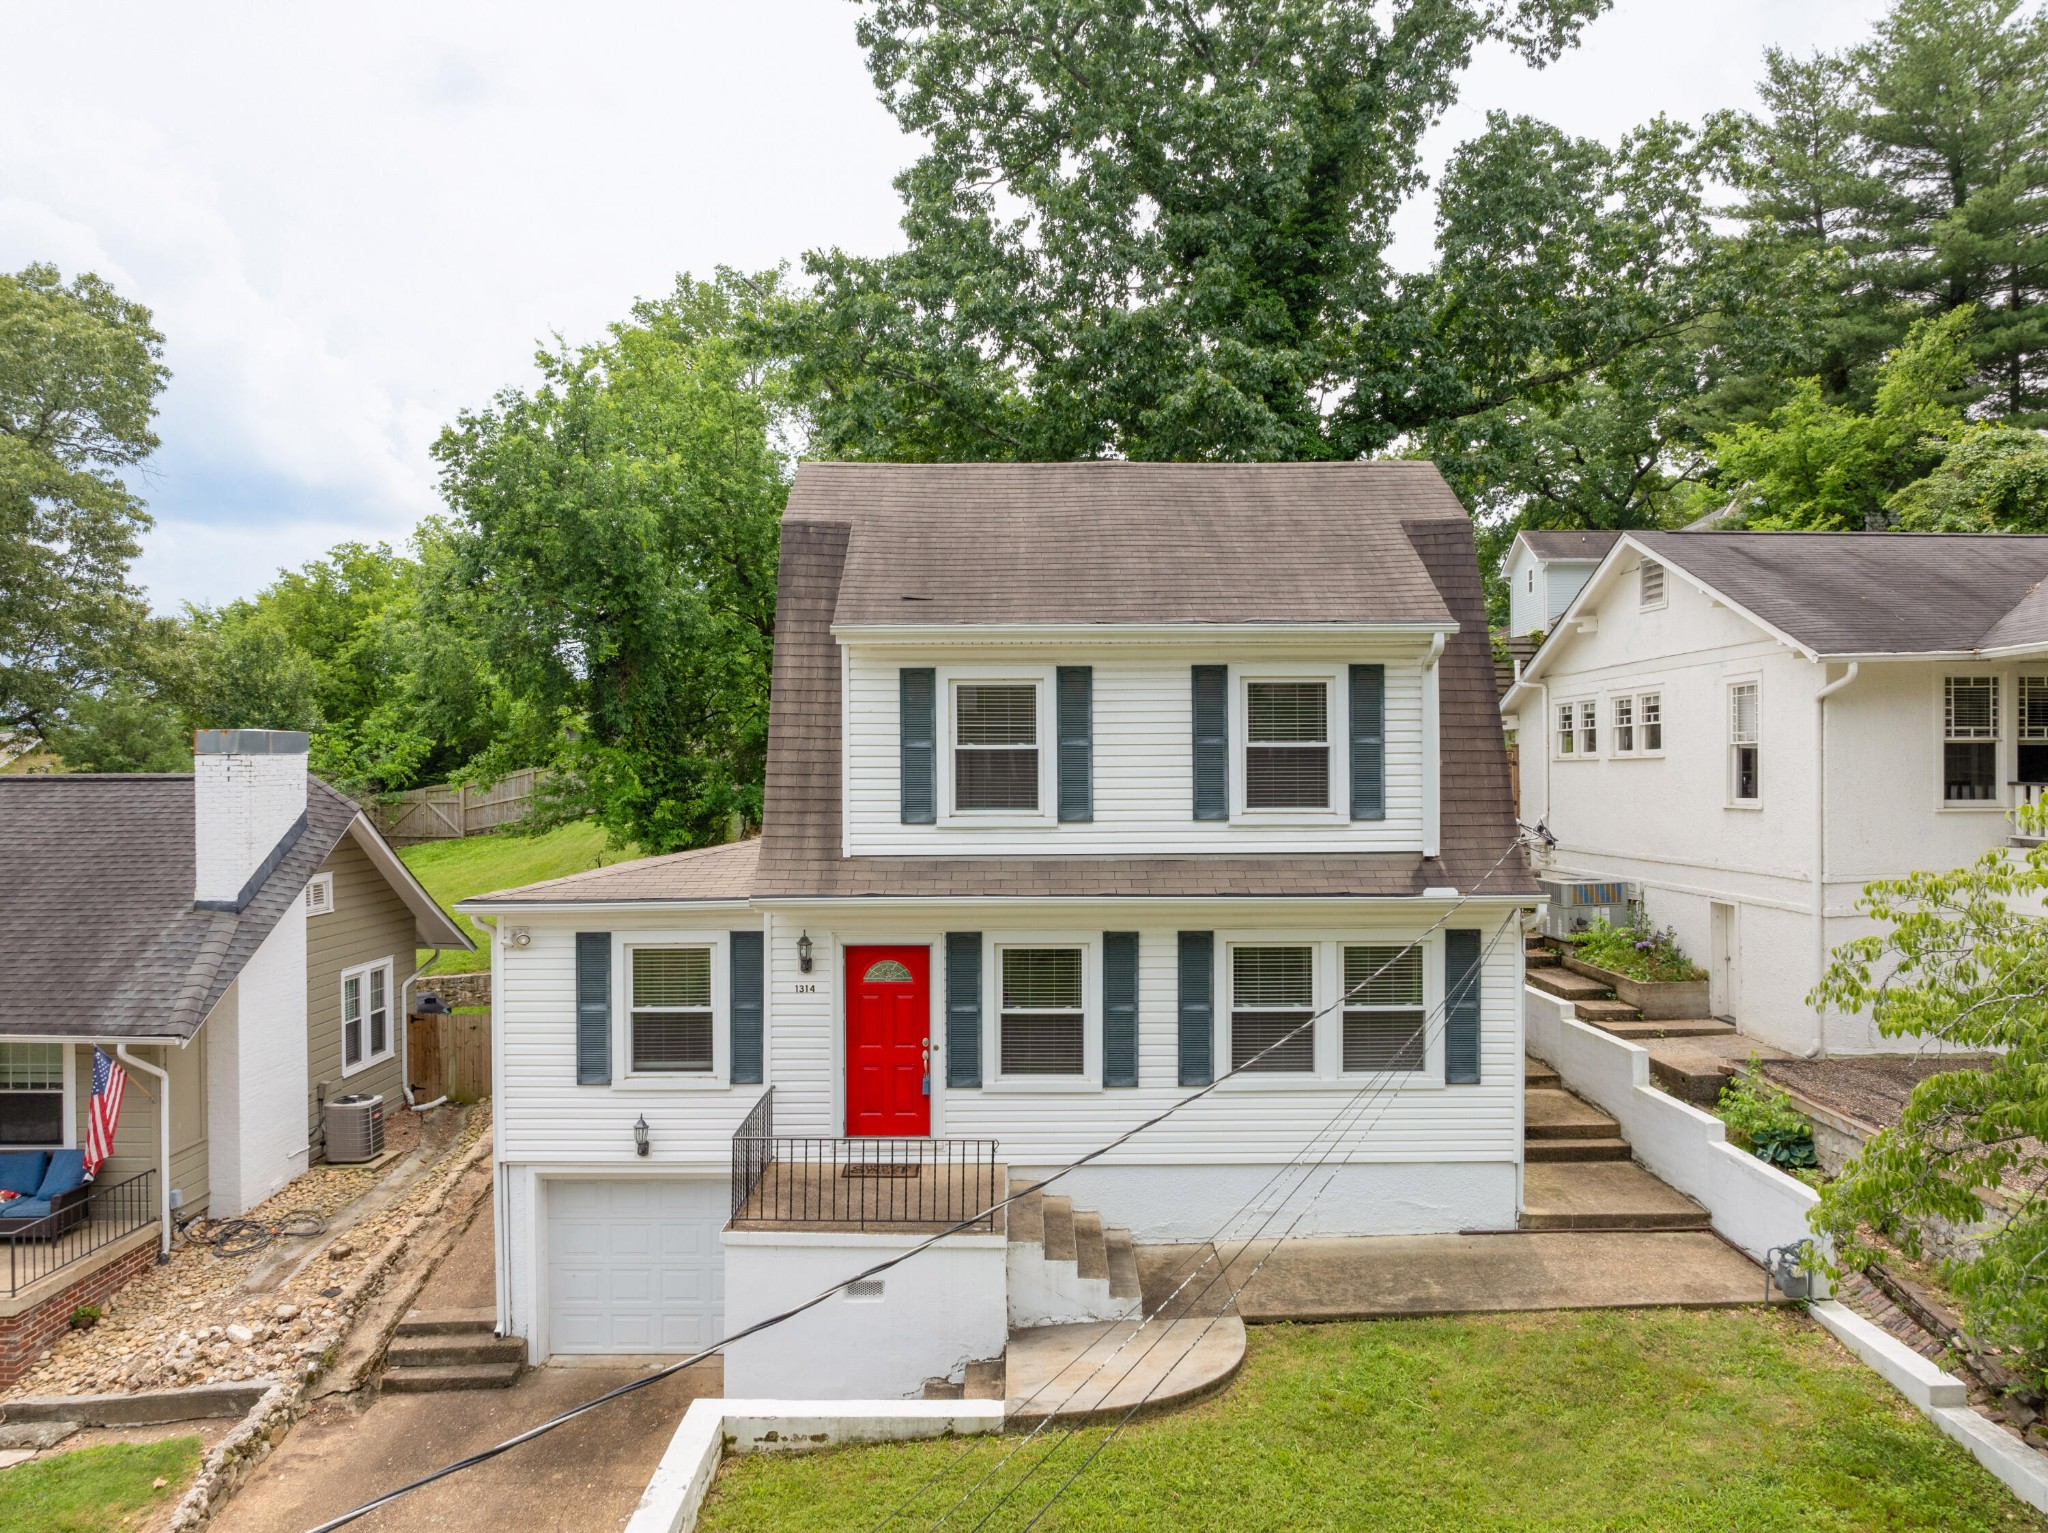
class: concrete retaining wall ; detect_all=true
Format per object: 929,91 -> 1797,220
1524,987 -> 1821,1271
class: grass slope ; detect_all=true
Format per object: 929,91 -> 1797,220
0,1437 -> 202,1533
400,821 -> 638,973
700,1310 -> 2044,1533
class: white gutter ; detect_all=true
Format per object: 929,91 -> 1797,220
1810,662 -> 1860,1060
1422,632 -> 1446,860
114,1044 -> 173,1262
828,621 -> 1460,644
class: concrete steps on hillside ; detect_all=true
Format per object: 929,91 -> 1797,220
1007,1179 -> 1142,1328
1520,1058 -> 1710,1228
383,1308 -> 520,1393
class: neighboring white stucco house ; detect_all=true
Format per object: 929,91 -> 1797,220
1502,529 -> 2048,1058
466,463 -> 1540,1390
1503,529 -> 1621,639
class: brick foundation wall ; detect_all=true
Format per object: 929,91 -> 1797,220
0,1237 -> 157,1385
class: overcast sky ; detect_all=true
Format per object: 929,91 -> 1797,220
2,0 -> 1894,612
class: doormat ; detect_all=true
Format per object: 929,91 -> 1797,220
842,1164 -> 921,1179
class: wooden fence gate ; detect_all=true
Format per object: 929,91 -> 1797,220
365,769 -> 542,845
408,1009 -> 492,1102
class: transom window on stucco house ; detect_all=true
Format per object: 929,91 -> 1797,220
1945,676 -> 2000,803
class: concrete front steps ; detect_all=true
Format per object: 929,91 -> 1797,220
923,1357 -> 1007,1402
382,1308 -> 521,1392
1006,1178 -> 1143,1327
1521,1059 -> 1711,1233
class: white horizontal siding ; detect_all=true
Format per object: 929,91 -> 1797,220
843,645 -> 1427,856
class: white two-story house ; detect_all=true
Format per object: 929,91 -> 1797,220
466,463 -> 1537,1382
1502,529 -> 2048,1058
1503,529 -> 1621,640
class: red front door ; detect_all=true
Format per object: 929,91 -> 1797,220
845,945 -> 931,1137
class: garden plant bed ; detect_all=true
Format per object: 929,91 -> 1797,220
698,1309 -> 2045,1531
1560,952 -> 1709,1021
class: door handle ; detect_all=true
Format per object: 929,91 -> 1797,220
921,1040 -> 932,1097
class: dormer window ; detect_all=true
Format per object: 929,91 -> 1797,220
1244,681 -> 1330,810
954,682 -> 1040,812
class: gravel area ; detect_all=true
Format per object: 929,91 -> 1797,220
4,1104 -> 490,1402
1762,1054 -> 1999,1130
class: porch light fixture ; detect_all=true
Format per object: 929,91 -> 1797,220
797,931 -> 814,973
414,993 -> 451,1017
633,1115 -> 650,1157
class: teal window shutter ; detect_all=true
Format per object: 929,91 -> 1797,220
1103,932 -> 1139,1087
1057,666 -> 1093,822
1191,666 -> 1228,821
1445,930 -> 1481,1085
1178,931 -> 1214,1086
575,932 -> 611,1085
730,931 -> 764,1085
901,668 -> 937,824
946,932 -> 982,1087
1350,663 -> 1386,821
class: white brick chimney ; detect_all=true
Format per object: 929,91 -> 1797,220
193,729 -> 311,910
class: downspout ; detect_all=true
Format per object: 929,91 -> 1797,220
1810,662 -> 1860,1060
115,1044 -> 173,1263
1422,633 -> 1447,861
472,912 -> 512,1341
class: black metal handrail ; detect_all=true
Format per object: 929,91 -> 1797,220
2,1168 -> 158,1297
729,1121 -> 1002,1232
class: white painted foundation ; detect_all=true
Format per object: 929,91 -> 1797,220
721,1230 -> 1008,1400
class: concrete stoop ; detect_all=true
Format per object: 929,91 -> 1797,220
380,1307 -> 520,1393
1002,1315 -> 1246,1424
1521,1061 -> 1711,1232
1006,1179 -> 1143,1328
922,1356 -> 1007,1402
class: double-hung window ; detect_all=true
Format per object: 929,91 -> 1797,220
2019,675 -> 2048,786
998,948 -> 1085,1076
1640,692 -> 1663,753
1578,700 -> 1598,756
341,959 -> 393,1074
1729,682 -> 1760,803
1613,695 -> 1635,754
1342,946 -> 1425,1072
1243,681 -> 1330,809
1944,676 -> 2000,803
1555,702 -> 1577,757
1230,946 -> 1315,1073
631,947 -> 715,1073
954,683 -> 1040,812
0,1045 -> 64,1146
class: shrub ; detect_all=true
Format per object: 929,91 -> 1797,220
67,1304 -> 101,1331
1571,916 -> 1708,983
1718,1060 -> 1819,1170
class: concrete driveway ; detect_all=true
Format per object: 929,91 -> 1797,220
208,1359 -> 722,1533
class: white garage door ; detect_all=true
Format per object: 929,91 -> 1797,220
546,1178 -> 726,1354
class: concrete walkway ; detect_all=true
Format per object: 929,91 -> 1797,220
1137,1230 -> 1780,1323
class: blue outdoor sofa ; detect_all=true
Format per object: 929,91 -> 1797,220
0,1151 -> 92,1240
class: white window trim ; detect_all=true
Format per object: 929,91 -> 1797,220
938,666 -> 1056,828
1637,689 -> 1665,759
1214,933 -> 1446,1090
1938,671 -> 2008,812
1555,698 -> 1595,761
339,957 -> 396,1078
1230,663 -> 1347,822
1727,677 -> 1762,809
1609,693 -> 1637,758
305,872 -> 334,917
980,935 -> 1100,1092
0,1041 -> 78,1151
615,931 -> 731,1087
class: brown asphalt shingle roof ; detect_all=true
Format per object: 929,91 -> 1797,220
1519,530 -> 1623,562
1636,530 -> 2048,657
0,775 -> 362,1039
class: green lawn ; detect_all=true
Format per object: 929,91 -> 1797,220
400,821 -> 639,973
0,1437 -> 202,1533
700,1310 -> 2044,1533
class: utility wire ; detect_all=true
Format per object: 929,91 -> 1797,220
305,834 -> 1538,1533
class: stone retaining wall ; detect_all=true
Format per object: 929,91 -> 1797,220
419,972 -> 490,1009
0,1237 -> 158,1386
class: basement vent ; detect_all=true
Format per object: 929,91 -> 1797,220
844,1279 -> 886,1302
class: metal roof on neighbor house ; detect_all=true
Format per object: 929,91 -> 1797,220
1635,530 -> 2048,657
786,461 -> 1468,629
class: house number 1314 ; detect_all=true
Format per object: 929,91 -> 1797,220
792,983 -> 818,994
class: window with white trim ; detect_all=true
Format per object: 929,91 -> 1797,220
1555,702 -> 1577,757
1944,676 -> 2001,803
998,947 -> 1085,1076
0,1045 -> 63,1146
1231,946 -> 1315,1074
305,872 -> 333,916
1729,682 -> 1760,803
1342,946 -> 1424,1072
1243,680 -> 1330,809
1639,559 -> 1666,609
341,959 -> 394,1074
1613,695 -> 1635,754
1578,699 -> 1599,756
1641,692 -> 1663,753
953,682 -> 1040,812
630,946 -> 715,1073
2019,676 -> 2048,786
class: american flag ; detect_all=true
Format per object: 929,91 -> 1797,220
84,1048 -> 127,1181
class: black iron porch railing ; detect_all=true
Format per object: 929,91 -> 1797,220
1,1169 -> 158,1297
730,1099 -> 1003,1233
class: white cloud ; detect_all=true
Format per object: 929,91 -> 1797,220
2,0 -> 1899,610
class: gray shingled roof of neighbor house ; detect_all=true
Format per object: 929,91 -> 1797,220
5,775 -> 358,1040
1518,530 -> 1623,562
1634,530 -> 2048,657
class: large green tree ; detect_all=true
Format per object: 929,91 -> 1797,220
434,273 -> 789,853
0,265 -> 167,740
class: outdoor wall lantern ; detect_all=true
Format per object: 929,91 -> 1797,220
797,931 -> 814,973
633,1115 -> 651,1157
414,993 -> 451,1017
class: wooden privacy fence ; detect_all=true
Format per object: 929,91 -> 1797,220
408,1008 -> 492,1102
363,768 -> 541,845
